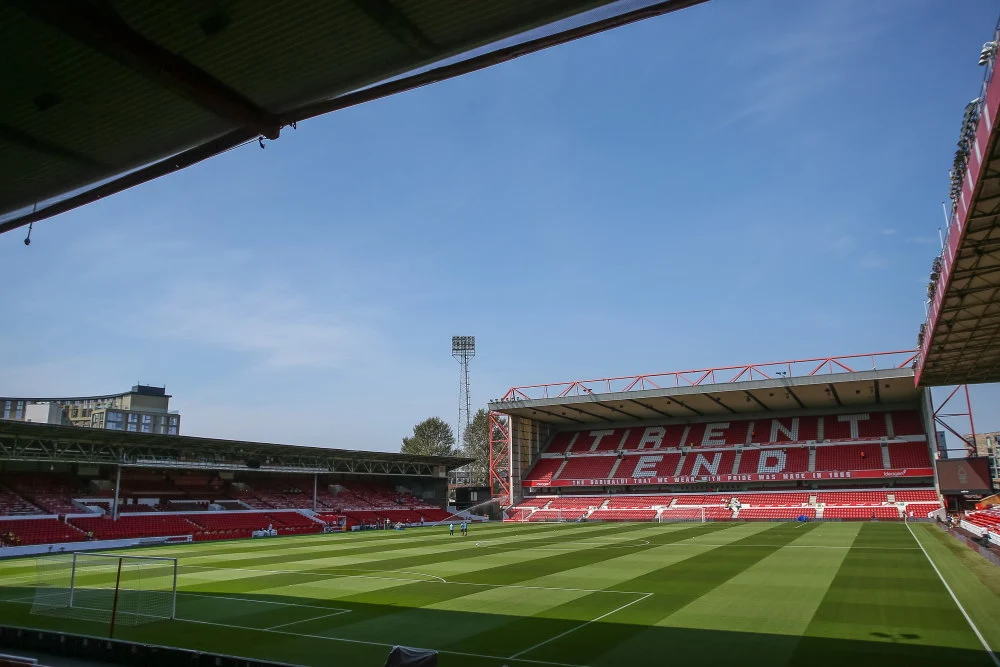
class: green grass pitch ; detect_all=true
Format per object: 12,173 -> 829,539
1,521 -> 999,666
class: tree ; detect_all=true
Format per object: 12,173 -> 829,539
461,408 -> 492,485
401,417 -> 458,456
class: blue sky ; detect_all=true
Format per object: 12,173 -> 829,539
1,0 -> 997,452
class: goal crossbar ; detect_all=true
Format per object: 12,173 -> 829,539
32,552 -> 179,634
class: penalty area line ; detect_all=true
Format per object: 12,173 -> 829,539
508,592 -> 653,660
905,522 -> 1000,667
175,617 -> 587,667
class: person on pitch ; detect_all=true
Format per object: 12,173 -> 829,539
449,522 -> 455,536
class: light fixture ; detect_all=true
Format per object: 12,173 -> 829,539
980,41 -> 997,66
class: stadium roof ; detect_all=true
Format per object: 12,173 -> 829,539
489,352 -> 922,427
0,0 -> 705,235
0,420 -> 470,476
917,22 -> 1000,387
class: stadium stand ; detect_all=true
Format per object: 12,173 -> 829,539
737,447 -> 810,474
813,444 -> 884,472
588,509 -> 657,521
824,506 -> 901,520
0,519 -> 85,546
69,515 -> 201,540
0,489 -> 41,516
739,507 -> 816,520
887,442 -> 934,468
556,456 -> 616,481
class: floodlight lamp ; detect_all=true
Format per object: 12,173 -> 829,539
451,336 -> 476,355
980,42 -> 997,66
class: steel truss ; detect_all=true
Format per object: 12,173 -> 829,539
488,411 -> 511,507
931,385 -> 978,457
0,430 -> 442,477
495,351 -> 917,401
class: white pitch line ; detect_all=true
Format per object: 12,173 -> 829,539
509,592 -> 653,660
180,563 -> 649,595
179,591 -> 351,612
176,616 -> 588,667
905,522 -> 1000,667
264,609 -> 351,630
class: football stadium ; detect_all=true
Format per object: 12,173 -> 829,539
2,1 -> 1000,667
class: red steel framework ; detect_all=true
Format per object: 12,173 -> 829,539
932,385 -> 978,456
497,350 -> 918,401
488,411 -> 511,506
488,351 -> 919,506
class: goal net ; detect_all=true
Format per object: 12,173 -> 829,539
31,553 -> 177,631
657,508 -> 706,523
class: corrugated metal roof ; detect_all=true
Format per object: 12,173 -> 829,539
0,0 -> 706,231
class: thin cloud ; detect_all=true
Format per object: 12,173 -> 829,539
859,255 -> 890,270
718,1 -> 889,128
143,279 -> 372,370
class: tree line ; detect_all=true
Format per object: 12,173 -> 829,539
400,409 -> 493,485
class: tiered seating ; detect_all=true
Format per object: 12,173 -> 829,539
518,497 -> 551,508
737,448 -> 810,474
887,442 -> 933,468
739,507 -> 816,520
523,458 -> 563,485
589,509 -> 656,521
890,410 -> 925,436
546,497 -> 602,509
29,494 -> 81,514
543,411 -> 919,455
507,508 -> 534,521
528,509 -> 586,522
704,506 -> 736,520
732,493 -> 809,506
3,474 -> 85,515
966,509 -> 1000,532
619,453 -> 682,477
556,456 -> 616,480
816,491 -> 887,505
678,450 -> 737,476
168,501 -> 211,512
813,444 -> 883,472
417,508 -> 453,521
660,508 -> 720,520
892,490 -> 938,502
672,494 -> 722,505
263,512 -> 320,535
606,495 -> 672,509
0,519 -> 85,545
0,487 -> 42,516
905,503 -> 944,517
70,515 -> 200,539
824,506 -> 900,520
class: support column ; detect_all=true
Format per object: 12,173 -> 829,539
313,473 -> 318,512
112,464 -> 121,521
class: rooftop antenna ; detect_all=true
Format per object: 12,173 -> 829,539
452,336 -> 475,451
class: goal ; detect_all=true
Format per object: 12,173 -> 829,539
657,507 -> 706,523
32,553 -> 178,635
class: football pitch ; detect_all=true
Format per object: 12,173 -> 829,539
1,521 -> 999,667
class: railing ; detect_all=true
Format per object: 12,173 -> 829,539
919,17 -> 1000,377
495,350 -> 918,401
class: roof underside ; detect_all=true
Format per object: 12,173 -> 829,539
0,420 -> 470,474
490,369 -> 921,428
919,103 -> 1000,385
0,0 -> 704,234
918,20 -> 1000,386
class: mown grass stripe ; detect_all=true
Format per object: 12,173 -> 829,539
513,522 -> 822,664
788,523 -> 995,667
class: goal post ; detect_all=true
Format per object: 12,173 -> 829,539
32,552 -> 178,633
657,507 -> 706,523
